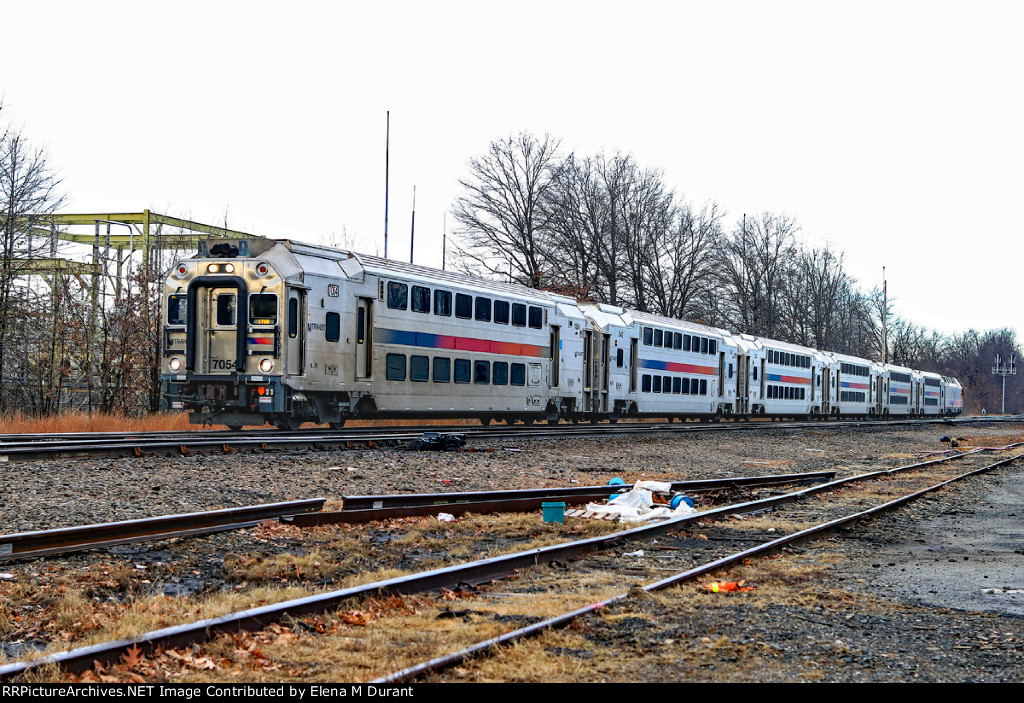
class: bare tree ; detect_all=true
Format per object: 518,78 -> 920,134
0,108 -> 65,412
717,212 -> 799,339
452,132 -> 563,287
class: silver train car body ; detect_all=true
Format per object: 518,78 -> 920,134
161,239 -> 964,428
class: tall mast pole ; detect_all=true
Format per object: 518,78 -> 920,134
410,185 -> 416,264
384,111 -> 390,259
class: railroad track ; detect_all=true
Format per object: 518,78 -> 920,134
2,444 -> 1019,681
0,472 -> 830,561
0,415 -> 1016,463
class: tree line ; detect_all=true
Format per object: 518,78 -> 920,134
452,131 -> 1020,413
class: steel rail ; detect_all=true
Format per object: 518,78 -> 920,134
0,444 -> 1018,680
0,415 -> 1014,463
0,498 -> 326,563
288,471 -> 837,526
375,451 -> 1024,683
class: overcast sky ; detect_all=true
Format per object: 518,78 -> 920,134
2,1 -> 1021,341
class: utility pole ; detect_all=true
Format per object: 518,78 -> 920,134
992,354 -> 1016,415
409,185 -> 416,264
882,266 -> 887,364
384,111 -> 390,259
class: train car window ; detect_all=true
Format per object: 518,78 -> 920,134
672,377 -> 681,394
681,377 -> 690,395
386,354 -> 406,381
454,358 -> 471,383
700,337 -> 708,354
528,306 -> 543,329
326,312 -> 340,342
673,333 -> 682,350
728,363 -> 734,379
709,339 -> 717,355
683,334 -> 691,352
700,379 -> 707,395
753,366 -> 758,381
288,298 -> 298,338
494,300 -> 510,324
653,376 -> 662,393
434,290 -> 452,316
248,294 -> 277,325
216,294 -> 236,326
493,362 -> 509,385
474,361 -> 490,384
510,363 -> 526,386
433,357 -> 451,383
167,295 -> 188,326
642,375 -> 651,393
616,348 -> 624,368
387,282 -> 408,310
512,303 -> 527,327
455,294 -> 472,319
663,375 -> 671,391
410,355 -> 429,381
643,327 -> 653,345
412,286 -> 430,313
475,296 -> 491,322
653,329 -> 663,347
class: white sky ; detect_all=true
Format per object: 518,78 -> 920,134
2,1 -> 1021,340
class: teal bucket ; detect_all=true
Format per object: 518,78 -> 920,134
542,502 -> 566,524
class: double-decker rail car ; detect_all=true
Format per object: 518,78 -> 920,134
630,311 -> 737,421
943,376 -> 963,416
162,238 -> 965,427
755,339 -> 817,418
882,364 -> 916,416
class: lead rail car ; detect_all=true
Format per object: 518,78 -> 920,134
161,239 -> 963,428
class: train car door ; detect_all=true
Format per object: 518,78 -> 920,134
356,297 -> 373,380
549,326 -> 560,387
203,287 -> 239,375
822,368 -> 831,413
629,338 -> 638,393
735,353 -> 748,414
286,289 -> 306,377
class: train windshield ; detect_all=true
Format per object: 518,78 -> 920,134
167,295 -> 187,326
249,293 -> 278,325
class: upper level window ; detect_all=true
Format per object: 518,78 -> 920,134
494,300 -> 510,324
528,306 -> 542,329
512,303 -> 527,327
643,328 -> 653,345
455,293 -> 472,319
434,290 -> 452,316
411,286 -> 430,313
653,329 -> 663,347
475,296 -> 491,322
387,282 -> 408,310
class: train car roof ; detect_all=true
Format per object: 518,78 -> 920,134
629,309 -> 732,338
739,334 -> 818,356
277,240 -> 580,306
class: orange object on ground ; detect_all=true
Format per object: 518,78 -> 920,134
702,580 -> 754,593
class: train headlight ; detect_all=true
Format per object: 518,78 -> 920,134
169,356 -> 182,372
207,264 -> 220,273
259,358 -> 274,373
224,263 -> 235,273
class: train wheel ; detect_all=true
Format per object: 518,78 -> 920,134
281,416 -> 303,431
523,417 -> 534,426
226,425 -> 243,432
608,414 -> 619,424
505,417 -> 516,425
479,416 -> 492,426
329,420 -> 346,429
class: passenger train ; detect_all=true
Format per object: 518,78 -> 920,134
161,238 -> 964,429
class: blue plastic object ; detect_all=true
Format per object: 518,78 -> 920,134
542,502 -> 566,524
671,495 -> 694,510
608,477 -> 626,500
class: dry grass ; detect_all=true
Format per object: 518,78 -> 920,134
0,411 -> 195,435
